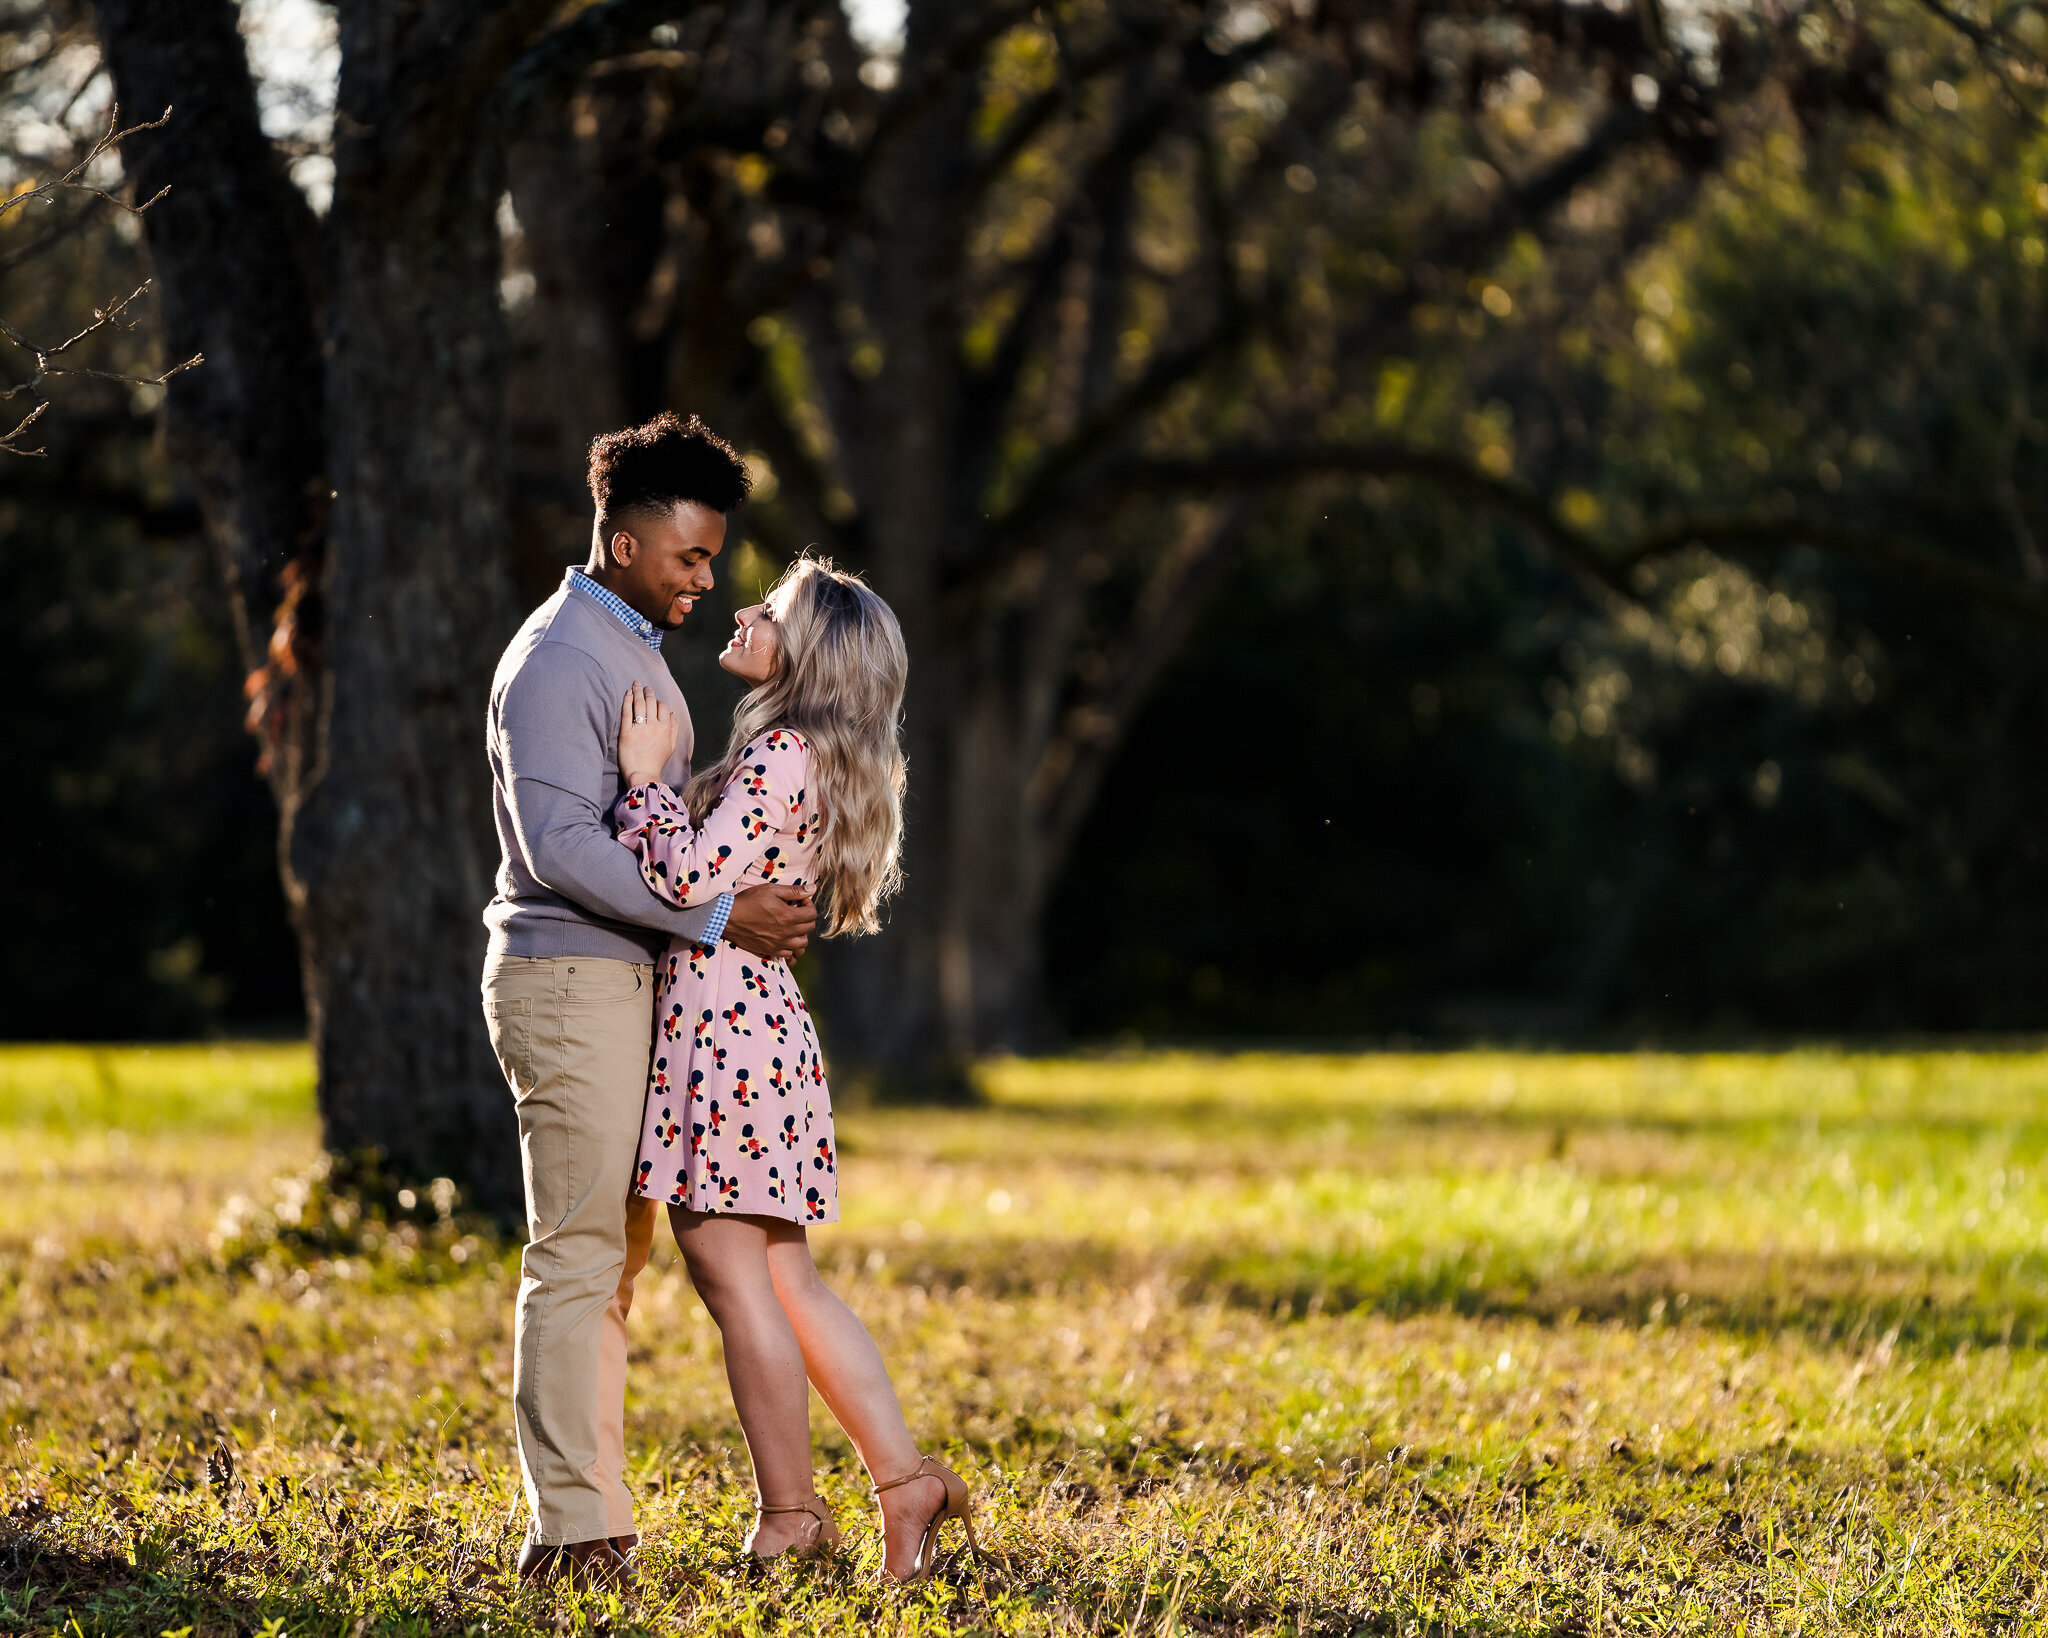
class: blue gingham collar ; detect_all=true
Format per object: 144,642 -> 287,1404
566,568 -> 664,651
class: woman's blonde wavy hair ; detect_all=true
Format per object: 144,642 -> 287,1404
684,555 -> 908,937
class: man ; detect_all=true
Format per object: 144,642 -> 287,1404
481,412 -> 816,1585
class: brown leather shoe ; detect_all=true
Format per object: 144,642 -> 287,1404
517,1536 -> 635,1590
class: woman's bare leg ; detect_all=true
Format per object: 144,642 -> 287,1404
760,1220 -> 949,1578
668,1207 -> 820,1556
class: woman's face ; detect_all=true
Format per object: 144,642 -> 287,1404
719,597 -> 783,684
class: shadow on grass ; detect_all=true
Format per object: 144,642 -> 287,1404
0,1514 -> 517,1638
0,1507 -> 1546,1638
1208,1247 -> 2048,1354
3,1520 -> 280,1636
26,1221 -> 2040,1374
842,1236 -> 2048,1355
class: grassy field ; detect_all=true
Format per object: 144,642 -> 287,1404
4,1045 -> 2048,1634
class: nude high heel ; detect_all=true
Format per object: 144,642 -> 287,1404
871,1455 -> 980,1581
749,1493 -> 844,1559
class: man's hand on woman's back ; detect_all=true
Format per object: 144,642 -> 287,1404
726,885 -> 816,961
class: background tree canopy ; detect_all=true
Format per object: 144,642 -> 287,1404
2,0 -> 2046,1198
1062,66 -> 2048,1040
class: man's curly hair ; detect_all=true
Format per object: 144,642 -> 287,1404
587,411 -> 751,531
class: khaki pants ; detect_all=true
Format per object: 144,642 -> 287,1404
482,954 -> 660,1545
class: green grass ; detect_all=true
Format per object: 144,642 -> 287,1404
5,1045 -> 2048,1634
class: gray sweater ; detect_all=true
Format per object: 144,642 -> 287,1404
484,574 -> 723,963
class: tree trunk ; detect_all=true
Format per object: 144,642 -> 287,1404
505,103 -> 628,606
936,654 -> 1056,1053
816,592 -> 1084,1079
296,5 -> 535,1210
98,0 -> 555,1213
807,0 -> 980,1090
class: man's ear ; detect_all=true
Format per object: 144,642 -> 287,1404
609,529 -> 637,568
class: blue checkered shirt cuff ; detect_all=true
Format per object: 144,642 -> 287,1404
700,893 -> 734,947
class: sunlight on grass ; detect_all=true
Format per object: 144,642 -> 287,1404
4,1044 -> 2047,1633
0,1044 -> 318,1247
0,1042 -> 316,1131
981,1046 -> 2048,1124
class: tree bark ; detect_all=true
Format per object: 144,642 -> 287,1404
505,102 -> 629,604
97,0 -> 557,1212
296,2 -> 551,1211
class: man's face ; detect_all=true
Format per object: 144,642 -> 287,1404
608,502 -> 726,628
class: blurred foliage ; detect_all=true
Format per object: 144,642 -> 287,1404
0,18 -> 299,1037
0,466 -> 301,1036
207,1151 -> 491,1281
1054,24 -> 2048,1042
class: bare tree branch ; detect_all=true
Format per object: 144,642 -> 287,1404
0,101 -> 175,226
0,280 -> 201,396
963,27 -> 1579,597
0,399 -> 48,457
0,105 -> 200,455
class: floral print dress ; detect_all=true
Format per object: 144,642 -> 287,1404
612,729 -> 837,1223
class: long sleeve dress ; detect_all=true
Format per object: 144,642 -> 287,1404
610,729 -> 838,1223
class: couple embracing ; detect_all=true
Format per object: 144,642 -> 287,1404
480,413 -> 973,1586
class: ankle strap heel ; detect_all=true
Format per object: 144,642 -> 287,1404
872,1454 -> 981,1580
751,1492 -> 843,1559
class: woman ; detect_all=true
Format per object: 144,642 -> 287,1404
612,555 -> 976,1579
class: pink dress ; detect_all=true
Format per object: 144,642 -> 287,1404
611,729 -> 837,1223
